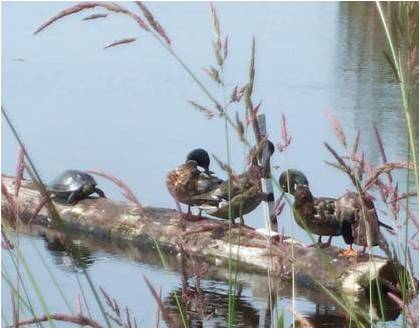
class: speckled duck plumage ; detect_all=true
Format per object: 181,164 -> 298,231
192,142 -> 275,224
335,191 -> 392,255
166,149 -> 223,209
279,169 -> 341,246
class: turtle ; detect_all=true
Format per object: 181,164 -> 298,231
47,170 -> 105,204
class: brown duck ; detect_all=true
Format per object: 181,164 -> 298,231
192,142 -> 275,225
166,149 -> 223,215
279,169 -> 341,247
335,192 -> 393,256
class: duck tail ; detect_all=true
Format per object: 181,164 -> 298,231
378,220 -> 394,231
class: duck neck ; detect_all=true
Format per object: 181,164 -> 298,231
293,185 -> 314,208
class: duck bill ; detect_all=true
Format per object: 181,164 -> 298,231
204,167 -> 214,175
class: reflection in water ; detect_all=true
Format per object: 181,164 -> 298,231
164,286 -> 259,328
2,2 -> 417,327
335,3 -> 408,163
39,233 -> 95,272
32,225 -> 401,328
295,304 -> 351,328
295,296 -> 401,328
335,2 -> 418,204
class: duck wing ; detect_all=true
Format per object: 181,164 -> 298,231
200,185 -> 264,219
166,162 -> 201,201
217,166 -> 261,199
194,172 -> 223,194
335,192 -> 382,247
312,197 -> 341,235
191,165 -> 260,204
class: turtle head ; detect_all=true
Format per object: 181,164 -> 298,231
279,169 -> 309,195
186,148 -> 211,173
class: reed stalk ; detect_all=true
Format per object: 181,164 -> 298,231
375,1 -> 418,194
1,107 -> 112,327
2,2 -> 417,327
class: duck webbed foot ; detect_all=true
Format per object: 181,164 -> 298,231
339,245 -> 358,257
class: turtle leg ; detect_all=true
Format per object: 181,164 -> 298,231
67,191 -> 79,205
94,188 -> 106,198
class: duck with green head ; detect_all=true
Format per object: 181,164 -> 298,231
166,148 -> 223,216
279,169 -> 341,247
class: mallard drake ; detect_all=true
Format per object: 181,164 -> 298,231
279,169 -> 341,247
166,149 -> 223,215
192,141 -> 275,225
335,192 -> 393,256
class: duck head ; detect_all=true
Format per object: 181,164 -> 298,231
279,169 -> 309,195
186,148 -> 211,173
248,139 -> 275,166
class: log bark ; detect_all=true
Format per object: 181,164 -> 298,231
10,223 -> 402,325
1,174 -> 413,299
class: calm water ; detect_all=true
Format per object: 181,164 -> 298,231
1,2 -> 417,327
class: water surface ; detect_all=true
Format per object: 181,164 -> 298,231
2,2 -> 417,327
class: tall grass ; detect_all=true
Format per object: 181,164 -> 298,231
1,1 -> 418,328
376,1 -> 418,193
375,2 -> 419,327
2,106 -> 113,326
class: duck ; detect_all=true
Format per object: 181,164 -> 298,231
192,140 -> 275,225
279,169 -> 341,247
186,148 -> 213,174
166,149 -> 223,216
335,192 -> 393,257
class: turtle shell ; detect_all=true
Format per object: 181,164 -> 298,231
47,170 -> 97,195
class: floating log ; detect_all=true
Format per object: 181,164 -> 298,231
9,222 -> 401,326
1,174 -> 414,300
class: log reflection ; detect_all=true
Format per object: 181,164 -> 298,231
18,224 -> 401,327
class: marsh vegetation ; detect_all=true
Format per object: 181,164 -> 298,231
1,2 -> 418,327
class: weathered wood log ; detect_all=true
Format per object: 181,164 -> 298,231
1,174 -> 414,300
9,222 -> 401,325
